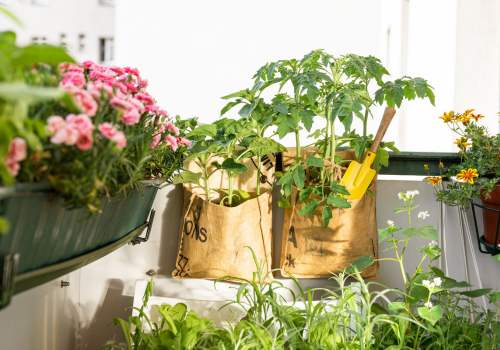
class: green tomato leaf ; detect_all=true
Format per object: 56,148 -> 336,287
298,187 -> 312,203
298,199 -> 319,217
322,206 -> 332,226
188,124 -> 217,138
293,165 -> 305,189
306,155 -> 324,168
326,194 -> 351,209
172,171 -> 202,185
221,158 -> 247,174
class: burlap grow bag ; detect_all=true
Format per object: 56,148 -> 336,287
173,189 -> 273,280
279,179 -> 378,278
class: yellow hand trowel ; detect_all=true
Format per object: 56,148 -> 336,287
340,107 -> 396,199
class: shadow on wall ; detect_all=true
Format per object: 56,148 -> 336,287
158,184 -> 183,275
79,279 -> 132,350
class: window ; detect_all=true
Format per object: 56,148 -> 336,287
59,33 -> 67,48
99,37 -> 114,63
78,33 -> 86,52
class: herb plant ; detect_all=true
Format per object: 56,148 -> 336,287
108,190 -> 499,350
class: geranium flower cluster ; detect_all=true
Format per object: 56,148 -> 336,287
45,61 -> 189,153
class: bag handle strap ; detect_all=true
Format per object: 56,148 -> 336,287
280,191 -> 298,273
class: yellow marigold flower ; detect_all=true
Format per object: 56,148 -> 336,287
439,111 -> 454,123
454,137 -> 470,150
463,108 -> 475,115
456,168 -> 478,184
470,113 -> 484,121
457,113 -> 471,125
425,176 -> 442,186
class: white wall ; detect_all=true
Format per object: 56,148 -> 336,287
114,0 -> 385,146
115,0 -> 499,151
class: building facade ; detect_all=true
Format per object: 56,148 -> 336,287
0,0 -> 115,63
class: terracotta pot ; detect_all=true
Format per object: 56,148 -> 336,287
481,184 -> 500,246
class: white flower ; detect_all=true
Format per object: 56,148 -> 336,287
398,190 -> 420,202
424,301 -> 433,308
406,190 -> 419,198
428,240 -> 438,248
422,279 -> 435,289
418,211 -> 430,220
387,220 -> 395,227
433,277 -> 443,288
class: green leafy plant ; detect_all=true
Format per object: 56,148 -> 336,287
223,50 -> 435,225
109,190 -> 499,349
175,117 -> 283,207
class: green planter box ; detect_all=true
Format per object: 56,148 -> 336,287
0,182 -> 159,308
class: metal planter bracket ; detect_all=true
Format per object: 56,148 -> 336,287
470,201 -> 500,256
131,209 -> 156,245
0,254 -> 19,309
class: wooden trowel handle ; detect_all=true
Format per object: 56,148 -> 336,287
370,107 -> 396,153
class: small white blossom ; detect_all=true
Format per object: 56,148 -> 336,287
428,240 -> 438,247
424,301 -> 433,308
387,220 -> 395,227
422,279 -> 435,289
433,277 -> 443,288
418,211 -> 430,220
398,190 -> 420,202
407,190 -> 419,198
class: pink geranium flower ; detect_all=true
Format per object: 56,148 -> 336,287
165,121 -> 180,136
122,109 -> 141,125
47,115 -> 65,134
98,123 -> 127,149
63,86 -> 98,117
61,71 -> 86,88
50,124 -> 79,145
76,132 -> 93,151
5,137 -> 27,176
165,134 -> 178,151
110,96 -> 132,110
177,137 -> 192,147
145,104 -> 159,113
135,92 -> 155,106
98,122 -> 118,139
149,133 -> 162,149
48,114 -> 93,151
67,114 -> 94,134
